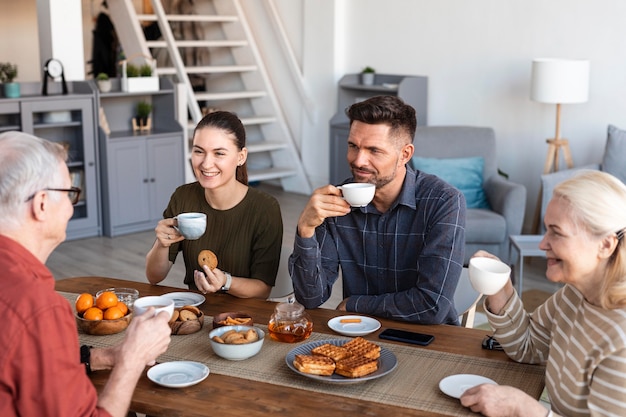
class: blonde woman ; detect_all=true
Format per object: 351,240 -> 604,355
462,170 -> 626,416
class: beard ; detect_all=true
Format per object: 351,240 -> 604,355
350,164 -> 398,189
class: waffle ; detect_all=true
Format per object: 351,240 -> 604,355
343,336 -> 381,359
311,343 -> 353,362
335,355 -> 379,378
293,354 -> 336,376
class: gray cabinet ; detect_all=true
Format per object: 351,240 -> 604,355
0,82 -> 100,240
329,73 -> 428,184
98,78 -> 184,236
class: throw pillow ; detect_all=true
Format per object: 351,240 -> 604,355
412,156 -> 490,209
602,125 -> 626,184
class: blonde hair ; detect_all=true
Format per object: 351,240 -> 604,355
554,170 -> 626,308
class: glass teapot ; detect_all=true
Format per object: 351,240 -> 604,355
268,297 -> 313,343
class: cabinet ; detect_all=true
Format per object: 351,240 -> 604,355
0,82 -> 100,240
98,78 -> 184,236
329,73 -> 428,184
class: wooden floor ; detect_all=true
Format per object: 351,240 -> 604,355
48,184 -> 561,303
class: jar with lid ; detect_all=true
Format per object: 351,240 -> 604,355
268,298 -> 313,343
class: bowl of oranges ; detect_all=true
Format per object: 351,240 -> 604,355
75,290 -> 133,335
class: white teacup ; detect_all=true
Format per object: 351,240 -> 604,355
133,296 -> 175,319
174,212 -> 206,240
338,183 -> 375,207
468,257 -> 511,295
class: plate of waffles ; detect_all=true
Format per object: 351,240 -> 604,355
285,337 -> 397,384
328,315 -> 381,336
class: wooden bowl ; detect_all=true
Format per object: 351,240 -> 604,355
212,311 -> 253,329
170,310 -> 205,335
76,312 -> 132,335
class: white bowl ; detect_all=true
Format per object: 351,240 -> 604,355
208,325 -> 265,361
468,257 -> 511,295
133,296 -> 175,319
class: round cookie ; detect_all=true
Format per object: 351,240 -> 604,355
198,249 -> 218,270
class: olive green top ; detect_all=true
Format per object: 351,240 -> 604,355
165,182 -> 283,290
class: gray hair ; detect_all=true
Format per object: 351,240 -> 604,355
553,170 -> 626,308
0,131 -> 67,230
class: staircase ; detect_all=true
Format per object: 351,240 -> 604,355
107,0 -> 311,194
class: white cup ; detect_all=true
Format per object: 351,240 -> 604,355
174,212 -> 206,240
133,296 -> 175,319
338,183 -> 375,207
468,257 -> 511,295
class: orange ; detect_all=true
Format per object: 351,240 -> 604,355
96,291 -> 119,310
103,306 -> 124,320
115,301 -> 128,316
83,307 -> 103,321
75,293 -> 94,314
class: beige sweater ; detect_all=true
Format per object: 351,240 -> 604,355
486,285 -> 626,417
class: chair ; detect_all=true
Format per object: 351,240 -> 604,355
412,126 -> 527,265
267,246 -> 294,302
454,268 -> 483,328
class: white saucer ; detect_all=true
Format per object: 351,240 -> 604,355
161,292 -> 205,308
439,374 -> 497,399
147,361 -> 210,388
327,315 -> 381,336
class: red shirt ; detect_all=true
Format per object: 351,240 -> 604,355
0,235 -> 112,417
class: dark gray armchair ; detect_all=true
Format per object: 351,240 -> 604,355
412,126 -> 527,264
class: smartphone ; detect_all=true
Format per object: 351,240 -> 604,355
378,328 -> 435,346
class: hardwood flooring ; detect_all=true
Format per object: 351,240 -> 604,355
48,184 -> 559,307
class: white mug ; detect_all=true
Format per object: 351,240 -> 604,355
338,183 -> 375,207
468,257 -> 511,295
133,296 -> 175,319
174,212 -> 207,240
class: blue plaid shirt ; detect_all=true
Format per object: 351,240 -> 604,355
290,166 -> 466,324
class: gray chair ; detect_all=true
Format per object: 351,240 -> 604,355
413,126 -> 527,265
454,268 -> 483,328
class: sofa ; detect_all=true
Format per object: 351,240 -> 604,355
540,124 -> 626,233
411,126 -> 527,265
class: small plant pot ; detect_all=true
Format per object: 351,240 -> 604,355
97,79 -> 112,93
3,82 -> 20,98
361,73 -> 375,86
132,116 -> 151,132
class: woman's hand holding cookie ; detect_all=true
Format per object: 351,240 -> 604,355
195,250 -> 226,294
154,218 -> 184,247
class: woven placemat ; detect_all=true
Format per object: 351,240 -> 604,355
61,291 -> 545,416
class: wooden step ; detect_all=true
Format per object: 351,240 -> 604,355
247,141 -> 288,153
248,168 -> 297,183
146,39 -> 248,48
137,14 -> 238,23
156,65 -> 257,75
195,91 -> 267,101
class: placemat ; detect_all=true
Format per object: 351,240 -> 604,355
61,291 -> 545,416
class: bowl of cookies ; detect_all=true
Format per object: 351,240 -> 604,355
209,325 -> 265,360
169,305 -> 205,335
212,311 -> 253,329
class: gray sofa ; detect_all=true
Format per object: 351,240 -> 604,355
412,126 -> 527,264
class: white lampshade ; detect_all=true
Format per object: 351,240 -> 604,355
530,58 -> 590,104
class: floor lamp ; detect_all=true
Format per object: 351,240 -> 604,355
531,58 -> 590,174
530,58 -> 590,232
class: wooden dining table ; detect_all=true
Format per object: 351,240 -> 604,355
56,276 -> 545,417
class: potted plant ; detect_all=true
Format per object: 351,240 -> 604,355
0,62 -> 20,98
361,66 -> 375,86
133,100 -> 153,131
121,59 -> 159,93
96,72 -> 111,93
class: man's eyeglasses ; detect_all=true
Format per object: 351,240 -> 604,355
25,187 -> 82,205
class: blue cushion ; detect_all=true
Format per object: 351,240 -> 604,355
602,125 -> 626,184
412,156 -> 490,209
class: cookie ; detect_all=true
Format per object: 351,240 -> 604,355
197,249 -> 218,270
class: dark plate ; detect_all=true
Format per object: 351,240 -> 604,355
285,339 -> 397,384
